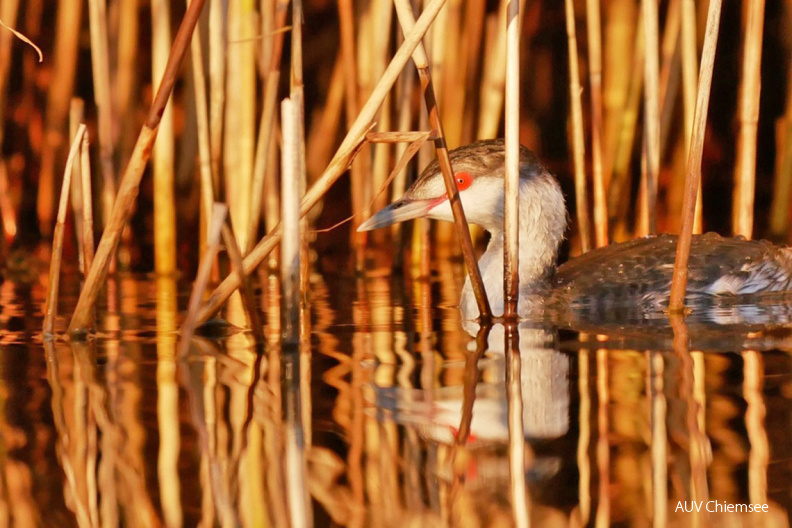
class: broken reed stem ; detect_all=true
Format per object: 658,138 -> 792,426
640,0 -> 660,236
80,132 -> 95,275
250,0 -> 289,253
586,0 -> 608,248
732,0 -> 766,239
152,0 -> 177,274
565,0 -> 591,254
669,0 -> 723,313
44,124 -> 86,337
87,0 -> 116,231
186,0 -> 216,260
178,204 -> 227,355
221,223 -> 264,342
393,0 -> 493,320
193,0 -> 449,325
69,0 -> 207,335
69,99 -> 86,272
503,0 -> 520,319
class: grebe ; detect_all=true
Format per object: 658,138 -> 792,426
358,139 -> 792,319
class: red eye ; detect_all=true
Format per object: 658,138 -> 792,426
455,171 -> 472,191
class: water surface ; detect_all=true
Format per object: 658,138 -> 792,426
1,249 -> 791,527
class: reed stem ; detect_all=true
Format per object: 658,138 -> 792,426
69,0 -> 208,335
587,0 -> 608,247
732,0 -> 766,239
669,0 -> 723,313
640,0 -> 660,236
152,0 -> 177,274
194,0 -> 448,325
39,0 -> 82,236
186,0 -> 216,260
503,0 -> 520,319
393,0 -> 493,320
44,125 -> 86,337
69,99 -> 86,272
565,0 -> 591,254
249,0 -> 289,253
80,132 -> 95,275
87,0 -> 116,231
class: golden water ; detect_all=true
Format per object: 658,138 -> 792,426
1,249 -> 792,527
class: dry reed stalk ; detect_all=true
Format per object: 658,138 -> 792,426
69,0 -> 208,334
79,132 -> 95,275
732,0 -> 766,239
505,323 -> 529,528
503,0 -> 520,318
179,204 -> 227,355
186,0 -> 216,260
281,97 -> 312,527
225,0 -> 257,251
601,0 -> 637,189
669,0 -> 723,312
152,0 -> 176,274
769,65 -> 792,238
393,58 -> 416,200
115,0 -> 139,148
43,125 -> 86,337
221,223 -> 264,342
565,0 -> 592,254
441,0 -> 464,147
193,0 -> 449,325
366,131 -> 438,143
477,2 -> 507,139
39,0 -> 83,236
587,0 -> 608,247
338,0 -> 370,234
657,0 -> 680,158
69,100 -> 86,272
88,0 -> 116,231
640,0 -> 660,236
460,0 -> 486,143
281,97 -> 301,346
394,0 -> 493,319
209,0 -> 226,190
370,0 -> 394,215
607,19 -> 644,237
306,56 -> 346,181
250,0 -> 289,252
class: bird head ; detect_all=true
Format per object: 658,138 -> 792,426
357,139 -> 555,234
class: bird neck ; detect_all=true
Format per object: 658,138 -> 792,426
460,173 -> 566,319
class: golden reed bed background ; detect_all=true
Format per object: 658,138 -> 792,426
0,0 -> 790,270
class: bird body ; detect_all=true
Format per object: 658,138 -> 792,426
358,139 -> 792,320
